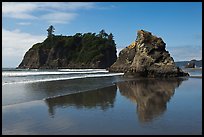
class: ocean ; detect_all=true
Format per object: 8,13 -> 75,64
2,68 -> 202,135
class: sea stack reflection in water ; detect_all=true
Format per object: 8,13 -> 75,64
44,77 -> 186,123
117,78 -> 187,122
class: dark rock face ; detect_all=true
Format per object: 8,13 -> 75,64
17,34 -> 117,69
109,30 -> 189,77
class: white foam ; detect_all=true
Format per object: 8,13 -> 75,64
2,70 -> 108,77
2,73 -> 124,85
189,74 -> 202,77
58,69 -> 107,72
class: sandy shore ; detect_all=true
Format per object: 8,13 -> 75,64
2,77 -> 202,135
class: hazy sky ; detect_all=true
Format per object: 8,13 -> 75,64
2,2 -> 202,67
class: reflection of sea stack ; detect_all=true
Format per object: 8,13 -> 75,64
117,78 -> 186,123
109,30 -> 189,77
45,85 -> 117,116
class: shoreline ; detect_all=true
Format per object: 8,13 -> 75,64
189,75 -> 202,78
2,77 -> 202,135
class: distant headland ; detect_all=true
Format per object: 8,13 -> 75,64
175,59 -> 202,68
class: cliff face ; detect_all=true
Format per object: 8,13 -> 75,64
17,33 -> 117,69
109,30 -> 189,77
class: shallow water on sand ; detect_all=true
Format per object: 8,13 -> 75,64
2,69 -> 202,135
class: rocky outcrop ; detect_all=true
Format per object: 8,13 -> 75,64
17,32 -> 117,69
109,30 -> 189,77
185,60 -> 196,68
176,59 -> 202,68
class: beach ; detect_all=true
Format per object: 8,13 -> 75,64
2,69 -> 202,135
2,1 -> 202,135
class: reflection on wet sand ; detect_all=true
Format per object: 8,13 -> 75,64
25,77 -> 118,99
117,78 -> 186,123
45,85 -> 117,116
44,77 -> 187,123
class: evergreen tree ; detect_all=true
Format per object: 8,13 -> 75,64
108,33 -> 113,40
47,25 -> 55,37
99,29 -> 108,38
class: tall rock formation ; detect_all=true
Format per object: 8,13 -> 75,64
17,32 -> 117,69
109,30 -> 189,77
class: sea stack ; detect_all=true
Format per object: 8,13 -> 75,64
17,31 -> 117,69
109,30 -> 189,77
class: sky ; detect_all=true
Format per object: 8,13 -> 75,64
2,2 -> 202,68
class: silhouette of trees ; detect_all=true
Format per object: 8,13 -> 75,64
108,33 -> 113,40
47,25 -> 55,37
99,29 -> 108,38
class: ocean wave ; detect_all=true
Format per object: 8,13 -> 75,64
2,70 -> 109,77
2,73 -> 124,85
58,69 -> 108,72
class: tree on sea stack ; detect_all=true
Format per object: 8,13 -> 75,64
99,29 -> 108,39
108,33 -> 113,40
47,25 -> 55,38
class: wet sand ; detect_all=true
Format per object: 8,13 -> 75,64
2,77 -> 202,135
